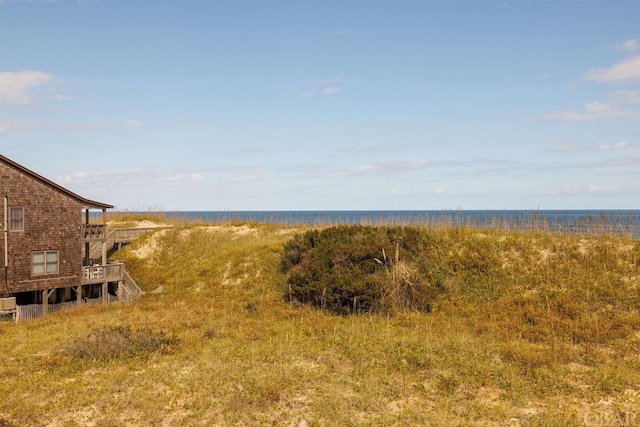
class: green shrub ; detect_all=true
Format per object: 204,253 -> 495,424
281,225 -> 443,314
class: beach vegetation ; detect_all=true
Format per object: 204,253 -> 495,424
0,214 -> 638,425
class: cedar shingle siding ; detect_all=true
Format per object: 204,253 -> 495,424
0,156 -> 112,294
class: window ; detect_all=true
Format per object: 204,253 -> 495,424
32,251 -> 58,275
9,207 -> 23,231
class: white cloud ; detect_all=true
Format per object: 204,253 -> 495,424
545,90 -> 640,123
322,86 -> 343,95
190,173 -> 206,183
588,184 -> 617,193
348,142 -> 416,154
549,141 -> 631,152
544,101 -> 639,122
548,184 -> 618,195
165,175 -> 187,183
305,160 -> 457,179
227,171 -> 263,184
43,94 -> 75,101
582,55 -> 640,84
309,77 -> 341,86
60,169 -> 144,187
0,119 -> 126,135
0,71 -> 54,105
56,121 -> 107,132
597,156 -> 640,167
123,119 -> 143,127
609,39 -> 640,52
549,185 -> 580,195
435,187 -> 445,195
596,141 -> 630,151
0,119 -> 44,135
610,90 -> 640,104
228,175 -> 254,184
303,77 -> 343,98
156,171 -> 208,185
59,167 -> 208,188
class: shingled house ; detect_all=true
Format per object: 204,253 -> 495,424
0,155 -> 141,318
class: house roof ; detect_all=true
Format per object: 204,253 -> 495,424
0,155 -> 114,210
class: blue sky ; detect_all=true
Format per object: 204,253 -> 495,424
1,0 -> 640,211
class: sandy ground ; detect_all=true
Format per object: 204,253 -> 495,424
130,224 -> 260,262
107,219 -> 172,229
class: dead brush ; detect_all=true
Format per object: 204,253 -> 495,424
58,324 -> 179,362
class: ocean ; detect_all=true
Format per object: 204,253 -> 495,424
120,210 -> 640,238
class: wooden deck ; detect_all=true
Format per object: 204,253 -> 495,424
85,226 -> 171,260
83,263 -> 125,285
82,261 -> 143,294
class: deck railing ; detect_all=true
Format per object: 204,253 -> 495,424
108,227 -> 159,242
86,227 -> 171,260
82,224 -> 106,240
82,262 -> 124,285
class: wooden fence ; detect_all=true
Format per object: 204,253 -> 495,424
15,296 -> 117,322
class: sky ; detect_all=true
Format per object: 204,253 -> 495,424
1,0 -> 640,211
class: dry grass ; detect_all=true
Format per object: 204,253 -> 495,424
57,324 -> 179,361
0,216 -> 639,425
375,242 -> 428,313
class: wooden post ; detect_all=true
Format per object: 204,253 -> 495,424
102,208 -> 107,246
101,235 -> 108,303
84,209 -> 90,266
75,286 -> 82,304
117,281 -> 123,303
102,282 -> 108,303
42,289 -> 48,315
42,288 -> 55,314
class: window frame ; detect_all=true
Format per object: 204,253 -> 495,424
9,206 -> 24,232
32,250 -> 59,275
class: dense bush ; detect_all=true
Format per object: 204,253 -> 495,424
283,223 -> 640,341
281,226 -> 444,314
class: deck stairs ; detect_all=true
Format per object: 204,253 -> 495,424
119,268 -> 145,302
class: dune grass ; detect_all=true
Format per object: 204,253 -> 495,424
0,216 -> 639,426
